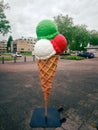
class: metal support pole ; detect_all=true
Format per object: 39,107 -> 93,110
14,56 -> 16,63
2,56 -> 4,64
24,56 -> 26,62
45,100 -> 48,122
32,55 -> 35,61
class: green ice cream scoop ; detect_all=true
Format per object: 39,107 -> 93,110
36,19 -> 59,40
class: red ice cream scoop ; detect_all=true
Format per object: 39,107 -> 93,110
50,34 -> 67,54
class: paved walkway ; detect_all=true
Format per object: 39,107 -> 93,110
0,58 -> 98,130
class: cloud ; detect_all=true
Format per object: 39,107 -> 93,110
1,0 -> 98,40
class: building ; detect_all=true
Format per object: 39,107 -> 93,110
17,39 -> 28,52
26,37 -> 36,52
11,40 -> 17,53
86,46 -> 98,57
11,37 -> 36,53
0,40 -> 7,53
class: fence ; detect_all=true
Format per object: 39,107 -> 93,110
0,56 -> 35,64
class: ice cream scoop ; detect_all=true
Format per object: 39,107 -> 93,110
36,19 -> 59,40
50,34 -> 67,54
34,39 -> 56,60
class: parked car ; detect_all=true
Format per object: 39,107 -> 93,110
77,52 -> 95,58
12,52 -> 22,57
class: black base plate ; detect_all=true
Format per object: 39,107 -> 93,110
30,108 -> 61,128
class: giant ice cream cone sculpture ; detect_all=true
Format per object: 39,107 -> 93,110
37,55 -> 59,117
34,19 -> 67,118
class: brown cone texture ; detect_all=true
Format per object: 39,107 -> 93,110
37,55 -> 59,101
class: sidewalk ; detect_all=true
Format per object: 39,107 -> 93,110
0,58 -> 98,130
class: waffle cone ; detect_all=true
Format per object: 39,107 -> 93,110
37,55 -> 59,101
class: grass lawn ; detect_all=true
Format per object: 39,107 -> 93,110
0,56 -> 15,61
22,52 -> 32,56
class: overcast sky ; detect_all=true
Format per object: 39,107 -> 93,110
1,0 -> 98,40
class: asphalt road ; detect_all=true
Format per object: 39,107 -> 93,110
0,58 -> 98,130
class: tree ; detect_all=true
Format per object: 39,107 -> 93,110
54,14 -> 74,47
90,30 -> 98,46
70,25 -> 90,51
0,0 -> 11,35
54,14 -> 91,51
7,35 -> 13,52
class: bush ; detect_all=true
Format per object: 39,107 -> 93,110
61,55 -> 85,60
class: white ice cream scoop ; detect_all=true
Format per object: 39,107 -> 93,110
34,39 -> 56,60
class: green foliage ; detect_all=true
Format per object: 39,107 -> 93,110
90,30 -> 98,45
70,25 -> 90,50
0,1 -> 11,35
53,14 -> 98,51
7,35 -> 13,52
61,55 -> 85,60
